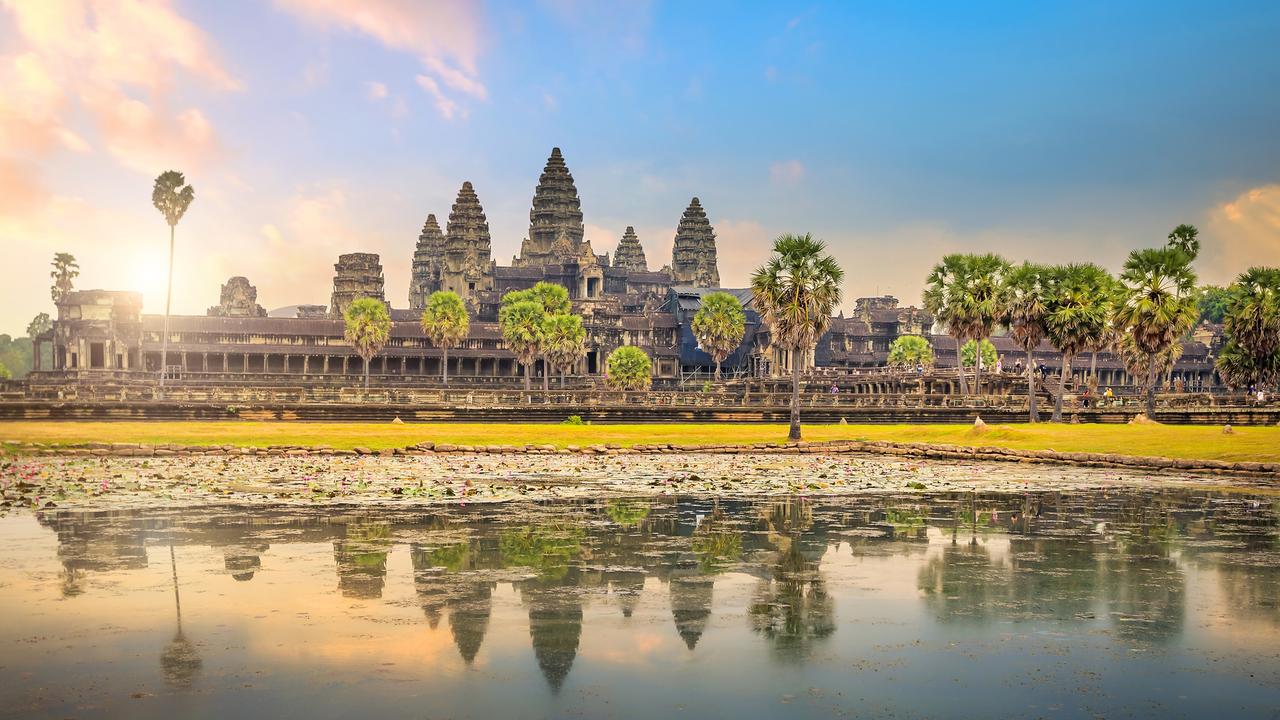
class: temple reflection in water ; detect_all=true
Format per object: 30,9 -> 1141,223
32,491 -> 1280,694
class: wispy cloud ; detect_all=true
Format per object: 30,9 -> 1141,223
276,0 -> 486,119
0,0 -> 239,175
769,159 -> 805,186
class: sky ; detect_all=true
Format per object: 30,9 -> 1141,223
3,0 -> 1280,336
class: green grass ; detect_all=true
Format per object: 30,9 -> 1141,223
1,421 -> 1278,463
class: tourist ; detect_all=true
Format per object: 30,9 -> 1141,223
996,356 -> 1004,374
1014,359 -> 1023,375
1081,387 -> 1091,408
1104,387 -> 1114,403
830,383 -> 840,395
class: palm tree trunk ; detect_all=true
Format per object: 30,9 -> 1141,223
542,359 -> 549,392
1026,348 -> 1037,423
974,337 -> 983,395
442,346 -> 449,386
954,336 -> 969,396
789,347 -> 802,441
715,360 -> 721,382
560,370 -> 566,389
524,362 -> 531,392
1052,352 -> 1071,422
1146,356 -> 1157,417
158,224 -> 175,398
363,356 -> 370,389
1089,350 -> 1098,384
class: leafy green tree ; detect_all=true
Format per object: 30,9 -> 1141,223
152,170 -> 195,397
542,313 -> 587,387
50,253 -> 79,304
0,335 -> 33,378
501,283 -> 571,390
1215,267 -> 1280,388
343,297 -> 391,388
924,253 -> 1009,395
691,291 -> 746,381
1114,248 -> 1198,416
0,360 -> 10,380
26,313 -> 52,339
751,233 -> 844,441
527,281 -> 571,315
960,339 -> 997,370
887,335 -> 934,368
923,254 -> 971,395
499,299 -> 545,391
1196,285 -> 1231,324
1044,263 -> 1114,421
1166,223 -> 1200,260
999,262 -> 1052,422
420,291 -> 469,385
605,345 -> 652,391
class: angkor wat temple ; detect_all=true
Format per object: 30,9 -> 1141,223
32,147 -> 1217,390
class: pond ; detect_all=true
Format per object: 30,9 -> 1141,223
1,490 -> 1278,719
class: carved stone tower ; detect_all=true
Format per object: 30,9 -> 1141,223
208,276 -> 266,317
517,147 -> 585,266
442,181 -> 494,301
671,197 -> 720,287
612,226 -> 647,271
329,253 -> 385,317
408,213 -> 445,310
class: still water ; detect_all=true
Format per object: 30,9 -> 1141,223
1,491 -> 1278,719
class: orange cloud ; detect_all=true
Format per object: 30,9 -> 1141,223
276,0 -> 486,119
0,0 -> 239,174
1203,184 -> 1280,285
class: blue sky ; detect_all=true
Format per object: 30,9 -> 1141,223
3,0 -> 1279,335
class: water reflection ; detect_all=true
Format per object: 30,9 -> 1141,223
8,489 -> 1280,717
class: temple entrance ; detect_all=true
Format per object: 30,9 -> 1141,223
586,350 -> 599,375
89,342 -> 105,369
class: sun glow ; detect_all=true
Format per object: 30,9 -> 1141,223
127,251 -> 174,313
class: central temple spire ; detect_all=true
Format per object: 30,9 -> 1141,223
517,147 -> 586,266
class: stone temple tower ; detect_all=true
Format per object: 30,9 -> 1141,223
441,181 -> 494,301
517,147 -> 586,266
330,253 -> 385,317
671,197 -> 720,287
612,226 -> 647,271
408,213 -> 444,310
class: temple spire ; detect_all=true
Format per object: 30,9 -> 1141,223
517,147 -> 585,266
612,226 -> 648,271
670,197 -> 720,287
408,213 -> 445,310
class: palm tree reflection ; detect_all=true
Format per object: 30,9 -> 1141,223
161,544 -> 201,688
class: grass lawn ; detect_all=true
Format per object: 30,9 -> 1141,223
1,421 -> 1277,463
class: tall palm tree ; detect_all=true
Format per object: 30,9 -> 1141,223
420,290 -> 469,385
151,171 -> 195,398
923,254 -> 970,395
1215,266 -> 1280,388
499,300 -> 545,392
1166,224 -> 1200,260
1044,263 -> 1113,421
542,313 -> 587,388
344,297 -> 392,388
49,252 -> 79,304
1114,248 -> 1198,416
691,291 -> 747,381
949,254 -> 1009,395
999,262 -> 1051,422
751,234 -> 844,441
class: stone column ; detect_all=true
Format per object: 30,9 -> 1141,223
303,355 -> 310,374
